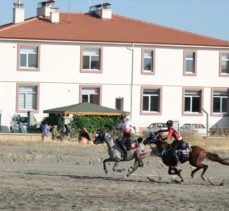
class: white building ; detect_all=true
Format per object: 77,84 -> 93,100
0,1 -> 229,132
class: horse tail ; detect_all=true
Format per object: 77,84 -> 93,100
206,152 -> 229,165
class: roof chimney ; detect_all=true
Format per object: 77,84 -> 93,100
37,0 -> 55,17
89,3 -> 112,19
13,0 -> 25,24
50,7 -> 60,24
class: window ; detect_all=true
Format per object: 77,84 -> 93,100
115,97 -> 124,111
142,49 -> 154,74
81,87 -> 100,105
142,88 -> 160,112
81,47 -> 102,72
213,91 -> 228,113
17,84 -> 39,112
184,90 -> 201,113
19,45 -> 39,70
220,53 -> 229,75
184,51 -> 196,74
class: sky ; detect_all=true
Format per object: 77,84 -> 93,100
0,0 -> 228,41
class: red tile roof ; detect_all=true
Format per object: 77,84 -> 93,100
0,13 -> 229,47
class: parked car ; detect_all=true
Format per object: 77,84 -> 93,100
143,122 -> 168,135
10,114 -> 41,133
143,120 -> 180,135
180,123 -> 207,136
10,115 -> 28,133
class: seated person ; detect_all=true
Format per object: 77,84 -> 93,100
78,127 -> 91,144
116,114 -> 136,158
156,120 -> 184,162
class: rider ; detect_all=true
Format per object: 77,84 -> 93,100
116,114 -> 136,158
156,120 -> 184,162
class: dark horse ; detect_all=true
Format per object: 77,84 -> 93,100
144,134 -> 229,183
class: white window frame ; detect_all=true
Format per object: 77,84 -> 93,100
17,84 -> 39,113
18,44 -> 39,71
141,49 -> 155,75
81,47 -> 102,73
142,88 -> 160,113
220,52 -> 229,75
184,90 -> 201,113
213,91 -> 228,114
81,87 -> 101,105
184,50 -> 196,75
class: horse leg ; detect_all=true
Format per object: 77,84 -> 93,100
191,164 -> 208,181
126,159 -> 140,177
103,158 -> 112,174
190,150 -> 208,181
112,161 -> 125,173
168,167 -> 184,183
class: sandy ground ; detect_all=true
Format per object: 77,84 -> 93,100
0,140 -> 229,211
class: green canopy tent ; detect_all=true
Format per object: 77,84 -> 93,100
43,102 -> 127,116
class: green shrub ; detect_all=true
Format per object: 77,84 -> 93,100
71,115 -> 120,133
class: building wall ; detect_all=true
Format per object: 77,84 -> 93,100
0,41 -> 228,131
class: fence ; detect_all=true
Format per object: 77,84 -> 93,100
210,128 -> 229,136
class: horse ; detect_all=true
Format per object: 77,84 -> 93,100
94,130 -> 150,177
144,133 -> 229,183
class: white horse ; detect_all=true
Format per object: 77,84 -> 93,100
95,130 -> 150,177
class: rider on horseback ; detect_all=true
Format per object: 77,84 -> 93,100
116,114 -> 136,159
155,120 -> 184,163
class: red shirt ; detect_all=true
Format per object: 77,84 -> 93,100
160,128 -> 182,141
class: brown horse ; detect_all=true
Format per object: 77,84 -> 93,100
144,134 -> 229,183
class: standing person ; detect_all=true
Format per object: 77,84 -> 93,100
116,114 -> 136,158
41,122 -> 50,141
156,120 -> 184,162
63,124 -> 71,140
51,125 -> 58,141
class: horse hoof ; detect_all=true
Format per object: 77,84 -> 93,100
128,167 -> 133,173
201,176 -> 207,182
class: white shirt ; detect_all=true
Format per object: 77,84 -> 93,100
117,121 -> 134,131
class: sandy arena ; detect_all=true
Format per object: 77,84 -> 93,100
0,140 -> 229,211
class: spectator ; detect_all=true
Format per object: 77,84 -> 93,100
41,122 -> 50,141
78,127 -> 91,144
51,125 -> 58,141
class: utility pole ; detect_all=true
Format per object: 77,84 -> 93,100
201,108 -> 209,137
127,43 -> 135,121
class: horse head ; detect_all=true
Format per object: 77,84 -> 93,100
94,129 -> 113,145
143,132 -> 157,145
143,132 -> 169,150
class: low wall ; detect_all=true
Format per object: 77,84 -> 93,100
210,128 -> 229,136
0,133 -> 42,142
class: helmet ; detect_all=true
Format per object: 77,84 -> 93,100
166,120 -> 173,127
119,114 -> 127,120
123,128 -> 131,136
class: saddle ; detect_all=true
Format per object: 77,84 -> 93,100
125,138 -> 139,150
176,142 -> 190,162
162,141 -> 190,163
